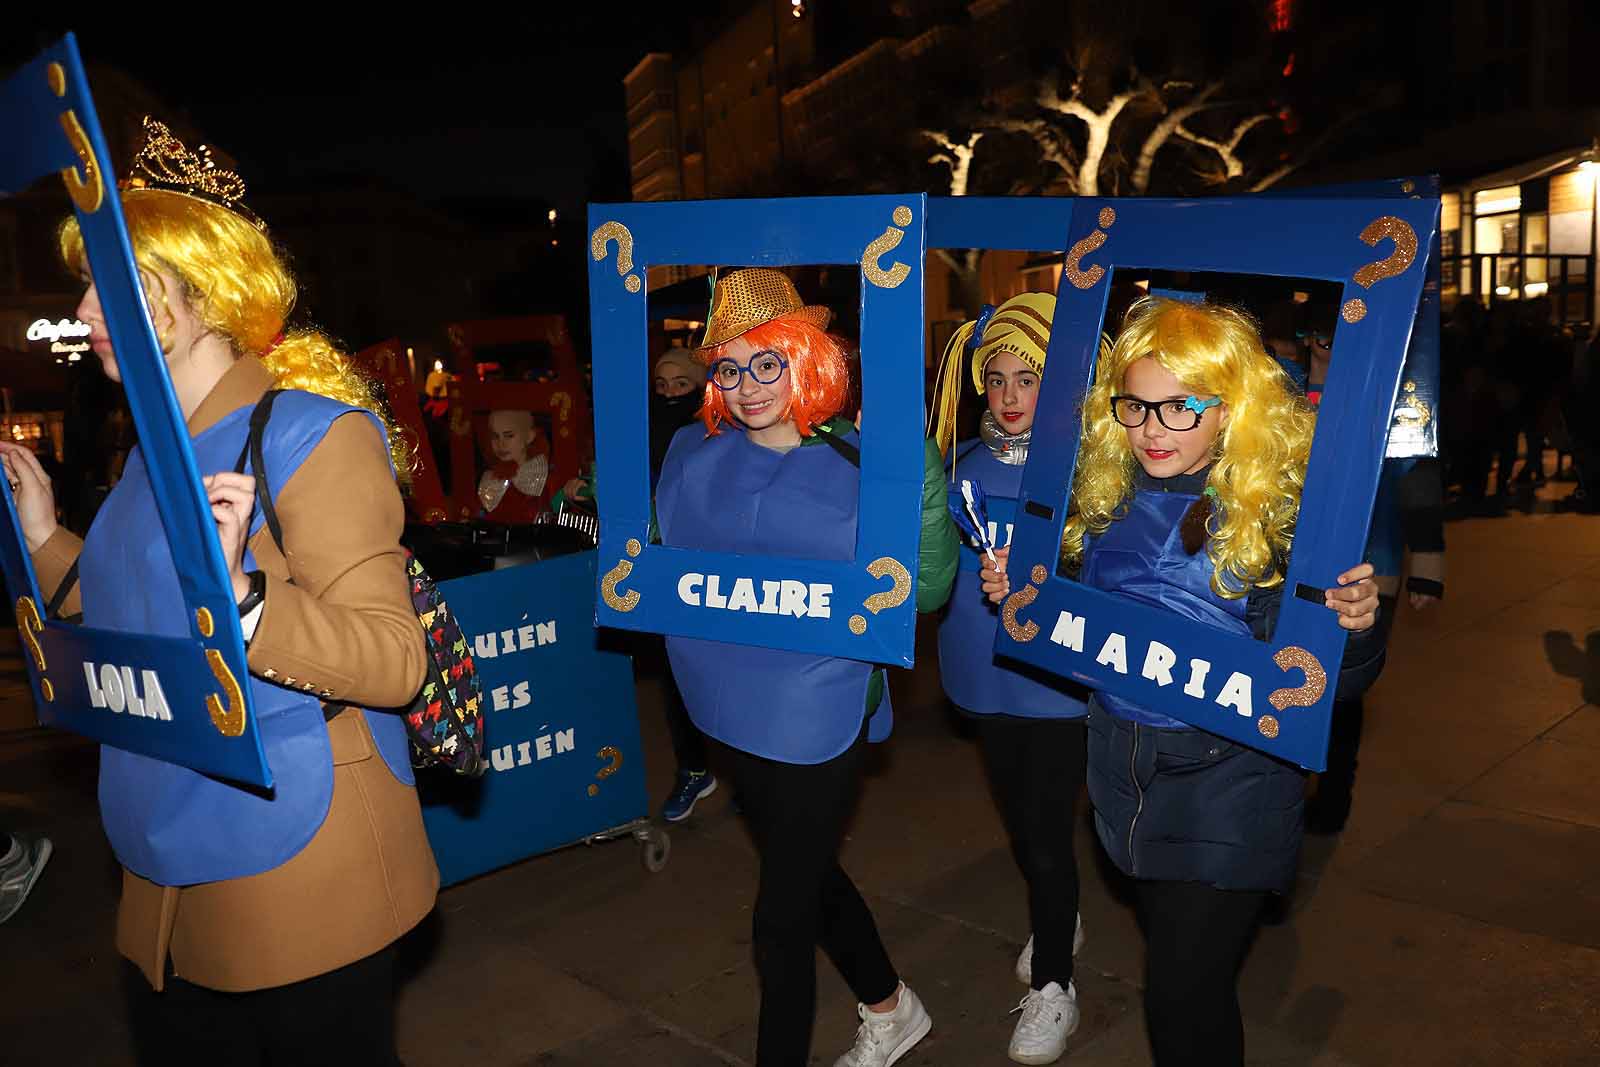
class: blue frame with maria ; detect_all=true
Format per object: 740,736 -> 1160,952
995,195 -> 1439,771
587,195 -> 928,666
0,36 -> 272,787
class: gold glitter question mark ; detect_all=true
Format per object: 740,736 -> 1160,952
550,391 -> 573,438
847,557 -> 911,635
1064,206 -> 1117,290
590,221 -> 643,294
14,597 -> 53,702
999,564 -> 1050,643
1340,216 -> 1419,324
861,205 -> 914,289
48,64 -> 105,214
204,648 -> 247,736
1258,645 -> 1329,739
601,539 -> 642,613
587,745 -> 623,796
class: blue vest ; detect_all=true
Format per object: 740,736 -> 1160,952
938,441 -> 1086,719
81,390 -> 414,887
1079,488 -> 1250,730
656,424 -> 889,765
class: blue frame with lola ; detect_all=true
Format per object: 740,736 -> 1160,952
995,195 -> 1439,771
0,36 -> 272,787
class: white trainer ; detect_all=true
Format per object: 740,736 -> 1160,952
833,982 -> 932,1067
1016,913 -> 1085,986
1007,981 -> 1079,1065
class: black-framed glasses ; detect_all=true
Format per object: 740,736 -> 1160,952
1109,395 -> 1220,431
708,350 -> 789,391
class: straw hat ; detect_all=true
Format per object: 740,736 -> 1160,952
697,268 -> 832,352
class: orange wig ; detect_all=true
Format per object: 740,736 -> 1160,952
698,318 -> 850,437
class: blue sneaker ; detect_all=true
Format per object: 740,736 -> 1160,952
661,769 -> 717,822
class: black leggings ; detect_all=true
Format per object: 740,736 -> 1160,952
717,728 -> 899,1067
1135,880 -> 1267,1067
127,946 -> 401,1067
974,714 -> 1086,991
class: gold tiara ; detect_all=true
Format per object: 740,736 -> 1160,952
120,117 -> 266,232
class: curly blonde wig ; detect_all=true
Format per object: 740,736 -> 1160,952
1063,296 -> 1316,598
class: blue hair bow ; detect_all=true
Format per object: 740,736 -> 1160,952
969,304 -> 997,350
1183,395 -> 1222,415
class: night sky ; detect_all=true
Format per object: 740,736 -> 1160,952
3,10 -> 746,212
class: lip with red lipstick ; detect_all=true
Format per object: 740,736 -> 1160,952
1000,410 -> 1026,424
1143,447 -> 1177,461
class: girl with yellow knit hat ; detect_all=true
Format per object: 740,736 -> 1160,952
930,292 -> 1086,1065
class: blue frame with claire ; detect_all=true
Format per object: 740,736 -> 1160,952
587,195 -> 928,667
995,195 -> 1439,771
0,36 -> 271,787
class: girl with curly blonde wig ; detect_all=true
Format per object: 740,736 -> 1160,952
1,122 -> 435,1063
980,296 -> 1386,1067
1063,297 -> 1315,597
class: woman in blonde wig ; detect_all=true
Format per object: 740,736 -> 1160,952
0,118 -> 434,1065
982,297 -> 1384,1066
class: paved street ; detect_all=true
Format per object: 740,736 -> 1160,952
3,481 -> 1599,1065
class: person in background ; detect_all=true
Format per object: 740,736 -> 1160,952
478,409 -> 550,524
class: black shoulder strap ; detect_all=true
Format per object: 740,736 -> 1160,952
46,560 -> 81,622
812,424 -> 861,468
233,389 -> 287,552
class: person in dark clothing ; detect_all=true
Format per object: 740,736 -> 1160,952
560,344 -> 717,821
983,298 -> 1383,1067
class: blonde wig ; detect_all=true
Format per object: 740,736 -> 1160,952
1063,297 -> 1316,598
60,190 -> 412,476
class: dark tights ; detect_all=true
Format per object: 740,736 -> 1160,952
1135,880 -> 1267,1067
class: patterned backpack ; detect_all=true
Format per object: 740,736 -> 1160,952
401,552 -> 486,775
237,391 -> 487,776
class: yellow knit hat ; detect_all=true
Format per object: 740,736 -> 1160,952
929,292 -> 1056,457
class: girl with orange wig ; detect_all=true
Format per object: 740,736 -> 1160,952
1,118 -> 433,1063
654,267 -> 957,1067
982,297 -> 1385,1066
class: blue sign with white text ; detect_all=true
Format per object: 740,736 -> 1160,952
421,552 -> 647,887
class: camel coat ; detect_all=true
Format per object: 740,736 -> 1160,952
32,357 -> 438,992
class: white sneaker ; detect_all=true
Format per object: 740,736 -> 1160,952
833,982 -> 932,1067
1008,981 -> 1079,1065
0,833 -> 51,925
1016,913 -> 1085,985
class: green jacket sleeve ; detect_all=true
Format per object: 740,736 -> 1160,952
915,437 -> 958,613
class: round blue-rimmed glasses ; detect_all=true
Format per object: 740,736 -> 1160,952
708,349 -> 789,391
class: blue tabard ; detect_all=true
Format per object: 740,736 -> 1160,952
1078,488 -> 1250,730
656,424 -> 889,765
938,440 -> 1085,719
81,390 -> 415,887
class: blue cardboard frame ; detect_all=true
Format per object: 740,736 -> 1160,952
1265,177 -> 1442,457
0,37 -> 271,787
587,196 -> 928,667
995,196 -> 1439,771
